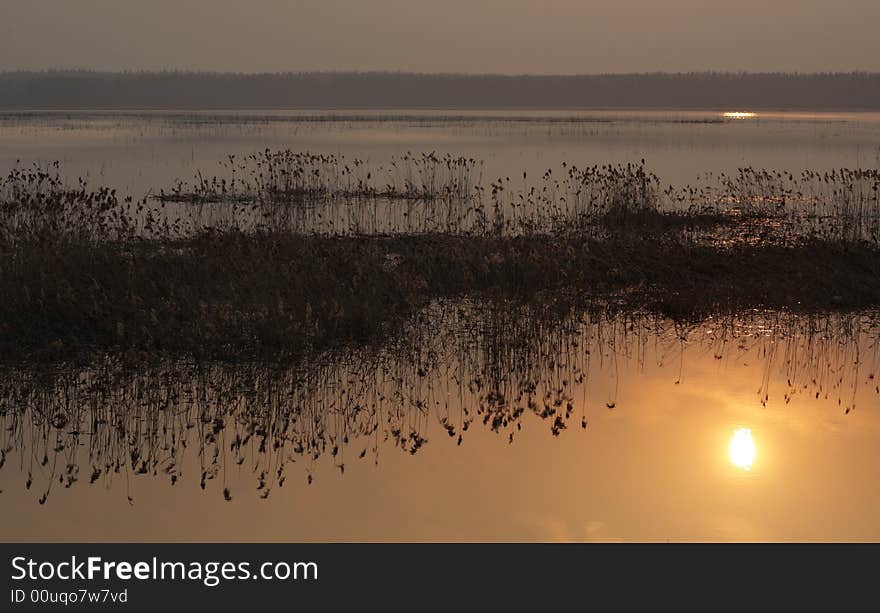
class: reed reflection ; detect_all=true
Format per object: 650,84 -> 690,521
0,303 -> 876,506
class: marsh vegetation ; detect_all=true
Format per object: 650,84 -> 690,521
1,148 -> 879,505
1,153 -> 879,363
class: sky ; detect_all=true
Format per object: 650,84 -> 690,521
2,0 -> 879,74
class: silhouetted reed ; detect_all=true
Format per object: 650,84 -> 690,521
1,156 -> 879,366
151,154 -> 880,242
664,167 -> 880,245
1,162 -> 135,245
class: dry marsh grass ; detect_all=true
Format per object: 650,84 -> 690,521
150,153 -> 880,242
1,155 -> 879,365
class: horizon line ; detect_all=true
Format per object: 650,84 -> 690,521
3,69 -> 880,78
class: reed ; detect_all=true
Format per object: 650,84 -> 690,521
1,156 -> 879,366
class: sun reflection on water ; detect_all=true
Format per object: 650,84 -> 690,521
729,428 -> 756,470
723,111 -> 758,119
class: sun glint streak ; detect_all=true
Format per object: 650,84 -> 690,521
723,111 -> 757,119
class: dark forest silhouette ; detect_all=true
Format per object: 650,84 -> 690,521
1,71 -> 880,110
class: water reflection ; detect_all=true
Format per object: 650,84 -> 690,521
723,112 -> 758,120
729,428 -> 756,470
1,304 -> 878,540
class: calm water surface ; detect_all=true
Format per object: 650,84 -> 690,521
2,109 -> 879,197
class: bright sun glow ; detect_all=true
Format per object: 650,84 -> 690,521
723,111 -> 757,119
729,428 -> 756,470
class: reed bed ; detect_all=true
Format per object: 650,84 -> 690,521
148,153 -> 880,242
0,163 -> 134,245
156,150 -> 479,203
7,155 -> 878,243
2,156 -> 880,364
664,167 -> 880,244
4,227 -> 880,364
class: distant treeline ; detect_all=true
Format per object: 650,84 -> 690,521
1,71 -> 880,110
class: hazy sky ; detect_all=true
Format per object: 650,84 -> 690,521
3,0 -> 879,74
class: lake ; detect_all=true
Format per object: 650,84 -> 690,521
3,109 -> 880,198
1,110 -> 879,541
